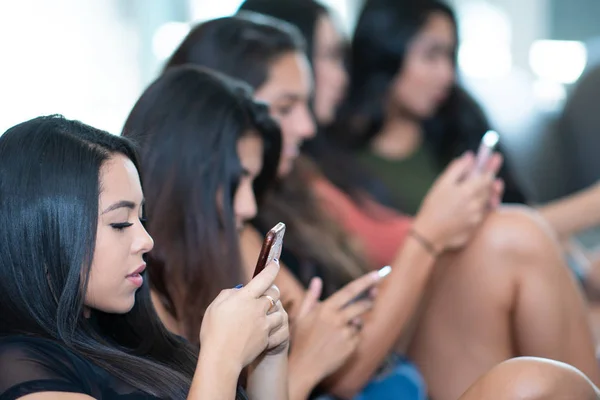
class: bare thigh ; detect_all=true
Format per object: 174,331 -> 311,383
408,207 -> 599,400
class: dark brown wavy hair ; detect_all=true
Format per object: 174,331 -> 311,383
122,66 -> 281,341
165,14 -> 367,296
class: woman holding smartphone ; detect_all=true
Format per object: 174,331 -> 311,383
166,10 -> 600,400
0,115 -> 287,399
122,66 -> 381,400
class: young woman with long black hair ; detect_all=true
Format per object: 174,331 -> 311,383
0,115 -> 288,400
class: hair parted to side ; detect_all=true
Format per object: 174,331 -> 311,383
0,115 -> 198,399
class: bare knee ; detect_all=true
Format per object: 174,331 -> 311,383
456,205 -> 567,274
476,205 -> 558,255
462,357 -> 598,400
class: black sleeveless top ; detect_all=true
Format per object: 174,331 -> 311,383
0,335 -> 247,400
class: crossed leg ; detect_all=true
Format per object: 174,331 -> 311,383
408,206 -> 600,400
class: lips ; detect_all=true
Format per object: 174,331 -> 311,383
126,264 -> 146,288
127,264 -> 146,277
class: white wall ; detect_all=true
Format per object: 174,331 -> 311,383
0,0 -> 142,135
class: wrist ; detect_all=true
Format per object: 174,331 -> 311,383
198,346 -> 243,380
189,348 -> 242,400
410,218 -> 444,254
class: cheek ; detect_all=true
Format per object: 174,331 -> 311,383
393,65 -> 432,110
84,228 -> 135,313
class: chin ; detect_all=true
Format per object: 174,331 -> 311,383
277,160 -> 294,178
102,300 -> 136,315
316,107 -> 335,126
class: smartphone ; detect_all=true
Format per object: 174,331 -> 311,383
253,222 -> 286,278
474,130 -> 500,173
345,265 -> 392,306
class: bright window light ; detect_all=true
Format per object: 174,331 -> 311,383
152,22 -> 190,61
529,40 -> 587,84
189,0 -> 244,21
455,2 -> 513,79
458,42 -> 512,78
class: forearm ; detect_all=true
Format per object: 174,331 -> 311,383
246,353 -> 289,400
287,349 -> 321,400
538,182 -> 600,238
188,350 -> 241,400
326,238 -> 436,398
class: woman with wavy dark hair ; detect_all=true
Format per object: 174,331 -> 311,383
339,0 -> 600,242
165,11 -> 600,400
123,64 -> 381,400
0,115 -> 288,399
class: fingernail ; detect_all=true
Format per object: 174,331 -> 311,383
377,265 -> 392,278
234,284 -> 243,289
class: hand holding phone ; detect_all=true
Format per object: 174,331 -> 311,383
253,222 -> 286,278
474,130 -> 500,174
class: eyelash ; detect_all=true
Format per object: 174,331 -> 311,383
111,222 -> 133,231
111,217 -> 147,232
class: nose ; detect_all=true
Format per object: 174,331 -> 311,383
296,105 -> 317,140
438,58 -> 455,88
133,221 -> 154,255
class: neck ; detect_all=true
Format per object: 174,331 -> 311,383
370,113 -> 423,160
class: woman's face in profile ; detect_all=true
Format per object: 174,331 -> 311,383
313,14 -> 348,125
85,154 -> 154,315
228,133 -> 264,231
255,51 -> 316,178
390,11 -> 456,119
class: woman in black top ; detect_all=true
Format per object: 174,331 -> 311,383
0,115 -> 289,399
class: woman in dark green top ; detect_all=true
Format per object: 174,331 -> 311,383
334,0 -> 527,215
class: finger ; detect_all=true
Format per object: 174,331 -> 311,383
465,172 -> 494,198
439,151 -> 475,184
245,261 -> 280,298
350,317 -> 364,331
341,299 -> 373,322
491,179 -> 504,208
263,285 -> 281,304
267,325 -> 290,350
261,295 -> 280,314
327,270 -> 381,309
266,307 -> 285,333
369,286 -> 379,299
296,277 -> 323,319
486,152 -> 503,176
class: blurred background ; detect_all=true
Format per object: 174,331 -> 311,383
1,0 -> 599,203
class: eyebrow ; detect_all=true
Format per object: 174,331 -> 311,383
101,200 -> 136,215
275,93 -> 304,102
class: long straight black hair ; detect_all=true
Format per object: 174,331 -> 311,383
122,66 -> 281,341
338,0 -> 527,203
0,116 -> 197,399
165,15 -> 368,296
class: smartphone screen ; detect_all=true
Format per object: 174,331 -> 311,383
253,222 -> 286,278
474,130 -> 500,173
